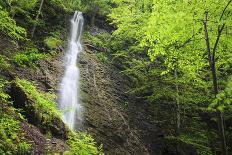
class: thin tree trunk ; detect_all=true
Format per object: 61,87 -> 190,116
175,68 -> 180,136
31,0 -> 44,38
90,13 -> 95,27
203,11 -> 227,155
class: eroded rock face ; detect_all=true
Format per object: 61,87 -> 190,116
21,122 -> 69,155
79,49 -> 150,155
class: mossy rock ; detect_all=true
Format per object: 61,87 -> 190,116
10,78 -> 69,139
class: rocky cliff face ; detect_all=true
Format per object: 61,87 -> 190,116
79,48 -> 150,154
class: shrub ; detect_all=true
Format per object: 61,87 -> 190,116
65,132 -> 104,155
13,48 -> 46,67
44,36 -> 63,49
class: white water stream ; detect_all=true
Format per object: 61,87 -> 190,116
59,11 -> 84,130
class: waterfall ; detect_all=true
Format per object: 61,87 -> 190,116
59,11 -> 84,130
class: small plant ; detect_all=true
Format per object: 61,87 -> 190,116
13,48 -> 47,67
65,132 -> 104,155
18,142 -> 31,155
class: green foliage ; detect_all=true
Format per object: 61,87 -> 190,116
81,0 -> 112,15
0,6 -> 26,40
1,0 -> 39,30
0,113 -> 31,154
15,78 -> 61,125
65,132 -> 104,155
179,116 -> 213,155
209,76 -> 232,111
50,0 -> 81,12
18,141 -> 31,155
167,133 -> 212,155
96,52 -> 109,64
13,48 -> 47,67
44,32 -> 63,49
44,36 -> 62,49
0,0 -> 38,11
84,32 -> 111,50
84,32 -> 111,64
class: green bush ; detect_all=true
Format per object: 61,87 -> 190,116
13,48 -> 46,67
65,132 -> 104,155
44,36 -> 63,49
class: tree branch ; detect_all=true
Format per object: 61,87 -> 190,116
203,11 -> 212,65
212,24 -> 225,60
212,0 -> 231,61
219,0 -> 232,21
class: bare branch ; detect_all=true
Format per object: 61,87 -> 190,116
219,0 -> 232,21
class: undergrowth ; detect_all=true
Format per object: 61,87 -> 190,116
65,132 -> 104,155
13,48 -> 47,68
44,31 -> 63,50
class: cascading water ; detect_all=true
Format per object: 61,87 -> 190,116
59,11 -> 84,130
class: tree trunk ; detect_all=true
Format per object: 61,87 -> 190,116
203,11 -> 227,155
90,13 -> 96,27
175,68 -> 180,136
31,0 -> 44,38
